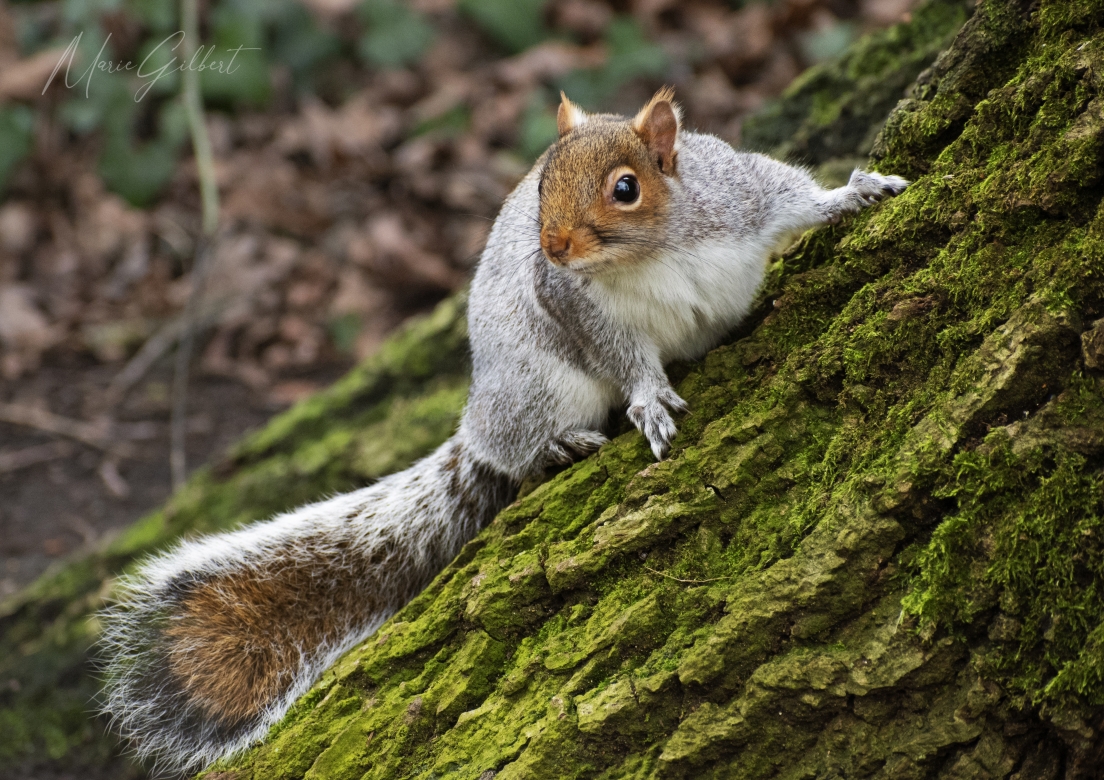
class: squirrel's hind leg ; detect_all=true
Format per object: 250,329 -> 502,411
544,429 -> 609,466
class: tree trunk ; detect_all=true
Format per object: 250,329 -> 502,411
5,0 -> 1104,777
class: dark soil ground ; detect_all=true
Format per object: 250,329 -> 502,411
0,361 -> 349,598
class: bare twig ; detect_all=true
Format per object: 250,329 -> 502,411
98,457 -> 131,499
171,0 -> 220,491
642,565 -> 731,585
0,402 -> 128,454
65,513 -> 100,546
103,298 -> 227,408
0,403 -> 159,464
0,440 -> 74,474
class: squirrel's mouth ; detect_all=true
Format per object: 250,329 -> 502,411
540,227 -> 632,274
543,243 -> 643,276
548,253 -> 618,275
541,225 -> 599,266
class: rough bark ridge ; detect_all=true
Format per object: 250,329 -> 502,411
199,0 -> 1104,777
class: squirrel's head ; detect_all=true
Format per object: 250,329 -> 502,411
538,87 -> 681,274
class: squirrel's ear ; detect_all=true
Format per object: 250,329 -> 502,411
557,92 -> 588,137
632,86 -> 681,174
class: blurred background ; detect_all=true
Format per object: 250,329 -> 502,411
0,0 -> 919,645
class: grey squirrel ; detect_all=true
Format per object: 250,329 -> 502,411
99,88 -> 908,774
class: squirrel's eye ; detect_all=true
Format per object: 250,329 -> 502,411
613,175 -> 639,204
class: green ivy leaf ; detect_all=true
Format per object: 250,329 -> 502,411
556,17 -> 667,109
125,0 -> 177,33
518,90 -> 559,160
358,0 -> 436,69
200,3 -> 271,106
0,105 -> 35,193
458,0 -> 547,54
98,97 -> 189,207
272,5 -> 342,85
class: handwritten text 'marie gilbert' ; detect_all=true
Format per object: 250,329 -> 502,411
44,31 -> 259,102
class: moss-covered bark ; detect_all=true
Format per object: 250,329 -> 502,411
6,0 -> 1104,776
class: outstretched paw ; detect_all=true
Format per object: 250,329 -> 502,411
545,429 -> 609,466
848,169 -> 909,202
823,169 -> 908,224
627,389 -> 688,460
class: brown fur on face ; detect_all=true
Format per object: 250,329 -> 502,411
539,88 -> 681,273
163,540 -> 380,726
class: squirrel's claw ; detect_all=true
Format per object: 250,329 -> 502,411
628,399 -> 680,460
822,170 -> 909,224
658,387 -> 689,415
847,170 -> 910,201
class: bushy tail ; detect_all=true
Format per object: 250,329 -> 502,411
98,435 -> 514,775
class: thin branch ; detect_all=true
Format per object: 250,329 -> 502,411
0,441 -> 74,475
103,298 -> 227,408
98,457 -> 131,499
181,0 -> 219,238
642,565 -> 731,585
0,403 -> 158,456
171,0 -> 220,491
0,403 -> 133,456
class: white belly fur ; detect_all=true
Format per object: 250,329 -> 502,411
540,351 -> 621,428
591,238 -> 768,362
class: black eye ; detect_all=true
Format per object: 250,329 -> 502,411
613,174 -> 639,204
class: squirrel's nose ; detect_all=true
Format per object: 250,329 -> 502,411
542,229 -> 572,263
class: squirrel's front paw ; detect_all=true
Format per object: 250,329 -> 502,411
655,386 -> 689,415
628,389 -> 687,460
847,170 -> 909,203
823,170 -> 909,224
